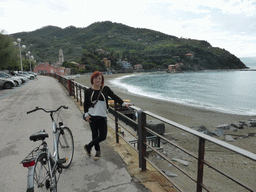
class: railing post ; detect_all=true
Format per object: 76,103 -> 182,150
115,101 -> 119,143
196,137 -> 206,192
76,84 -> 79,102
72,81 -> 75,97
138,111 -> 146,170
67,79 -> 73,96
74,83 -> 76,99
83,87 -> 86,101
157,136 -> 160,147
79,85 -> 82,106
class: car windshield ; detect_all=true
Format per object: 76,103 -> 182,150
0,73 -> 9,78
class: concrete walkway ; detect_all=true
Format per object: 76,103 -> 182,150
0,75 -> 176,192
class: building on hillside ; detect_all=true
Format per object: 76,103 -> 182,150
185,53 -> 194,59
34,62 -> 70,76
168,63 -> 183,73
102,58 -> 111,68
168,65 -> 176,72
116,60 -> 132,70
134,64 -> 143,71
71,62 -> 86,70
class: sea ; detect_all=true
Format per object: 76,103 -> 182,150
110,62 -> 256,116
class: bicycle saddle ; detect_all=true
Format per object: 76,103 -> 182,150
30,129 -> 49,142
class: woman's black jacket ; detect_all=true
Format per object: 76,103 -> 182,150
83,86 -> 124,113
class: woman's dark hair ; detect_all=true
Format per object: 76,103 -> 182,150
90,71 -> 104,86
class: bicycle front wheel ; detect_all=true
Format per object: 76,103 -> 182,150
34,153 -> 57,192
57,127 -> 74,168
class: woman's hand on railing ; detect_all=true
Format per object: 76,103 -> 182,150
124,103 -> 133,108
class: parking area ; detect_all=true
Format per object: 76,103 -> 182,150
0,71 -> 37,90
0,80 -> 30,99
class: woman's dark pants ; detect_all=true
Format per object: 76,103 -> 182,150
88,116 -> 107,151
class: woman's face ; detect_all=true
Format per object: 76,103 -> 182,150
93,75 -> 102,86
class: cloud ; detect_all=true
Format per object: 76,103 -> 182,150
0,7 -> 5,17
210,13 -> 256,35
45,0 -> 69,12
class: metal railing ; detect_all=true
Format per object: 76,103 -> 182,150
47,73 -> 256,192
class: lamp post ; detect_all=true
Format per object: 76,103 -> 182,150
26,51 -> 32,71
31,55 -> 34,71
13,38 -> 26,72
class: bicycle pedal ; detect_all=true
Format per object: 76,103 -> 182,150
57,167 -> 62,173
58,158 -> 66,164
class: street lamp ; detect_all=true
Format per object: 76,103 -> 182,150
13,38 -> 26,71
26,51 -> 32,71
31,55 -> 34,69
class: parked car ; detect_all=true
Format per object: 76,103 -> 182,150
0,77 -> 15,89
15,71 -> 32,80
0,71 -> 22,87
28,71 -> 37,77
18,71 -> 35,80
13,73 -> 29,83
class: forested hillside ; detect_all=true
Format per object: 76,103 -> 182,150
10,21 -> 247,71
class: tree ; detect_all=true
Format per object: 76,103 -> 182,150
142,62 -> 157,70
81,50 -> 105,71
62,61 -> 76,68
0,33 -> 19,70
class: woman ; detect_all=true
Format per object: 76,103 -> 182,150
83,71 -> 131,161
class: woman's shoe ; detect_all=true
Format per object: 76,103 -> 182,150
94,151 -> 101,161
84,145 -> 91,156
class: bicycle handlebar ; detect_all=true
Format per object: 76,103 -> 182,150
27,105 -> 68,114
27,107 -> 39,114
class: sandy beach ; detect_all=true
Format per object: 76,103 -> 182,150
75,72 -> 256,191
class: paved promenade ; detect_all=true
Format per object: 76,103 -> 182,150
0,76 -> 176,192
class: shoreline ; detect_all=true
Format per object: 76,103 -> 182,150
76,73 -> 255,128
107,71 -> 256,116
75,73 -> 256,152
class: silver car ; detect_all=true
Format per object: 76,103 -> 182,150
15,74 -> 28,84
18,71 -> 35,80
13,72 -> 29,83
0,72 -> 22,87
0,77 -> 15,89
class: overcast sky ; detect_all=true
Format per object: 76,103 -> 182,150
1,0 -> 256,58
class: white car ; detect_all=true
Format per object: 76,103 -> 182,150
0,72 -> 22,87
13,72 -> 29,83
28,71 -> 37,77
0,77 -> 15,89
15,74 -> 28,84
18,71 -> 35,80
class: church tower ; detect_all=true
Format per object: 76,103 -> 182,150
59,49 -> 64,64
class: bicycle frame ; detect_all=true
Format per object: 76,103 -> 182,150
52,119 -> 59,163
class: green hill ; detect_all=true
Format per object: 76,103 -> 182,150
10,21 -> 247,71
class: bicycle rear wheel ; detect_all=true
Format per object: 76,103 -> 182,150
57,127 -> 74,168
34,153 -> 57,192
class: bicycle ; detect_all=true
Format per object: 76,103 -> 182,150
21,105 -> 74,192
